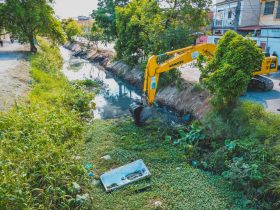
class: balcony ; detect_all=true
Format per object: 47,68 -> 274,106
213,19 -> 235,28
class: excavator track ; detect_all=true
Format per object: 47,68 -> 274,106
248,75 -> 274,91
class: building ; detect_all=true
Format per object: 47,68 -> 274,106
259,0 -> 280,26
212,0 -> 261,35
257,0 -> 280,55
208,0 -> 280,56
76,16 -> 93,33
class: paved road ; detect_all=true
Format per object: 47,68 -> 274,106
180,64 -> 280,114
241,72 -> 280,113
0,38 -> 30,111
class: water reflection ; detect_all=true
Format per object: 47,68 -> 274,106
60,47 -> 182,125
61,47 -> 141,119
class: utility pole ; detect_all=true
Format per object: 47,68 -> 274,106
234,0 -> 241,31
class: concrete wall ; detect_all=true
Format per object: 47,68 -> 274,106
259,0 -> 280,25
239,0 -> 261,27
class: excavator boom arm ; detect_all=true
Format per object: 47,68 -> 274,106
130,42 -> 278,125
143,43 -> 216,105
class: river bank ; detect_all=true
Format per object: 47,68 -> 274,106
64,41 -> 211,119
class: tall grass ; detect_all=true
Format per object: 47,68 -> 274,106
0,39 -> 93,209
185,102 -> 280,209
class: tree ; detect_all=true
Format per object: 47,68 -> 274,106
85,22 -> 105,50
157,0 -> 211,52
0,4 -> 4,35
199,31 -> 264,109
114,0 -> 211,64
0,0 -> 65,52
91,0 -> 128,42
62,18 -> 83,41
115,0 -> 164,64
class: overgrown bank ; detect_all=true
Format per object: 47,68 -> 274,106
0,39 -> 93,209
166,102 -> 280,209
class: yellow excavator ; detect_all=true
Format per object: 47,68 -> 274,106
129,43 -> 278,125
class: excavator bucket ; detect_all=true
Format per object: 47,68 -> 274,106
129,102 -> 153,125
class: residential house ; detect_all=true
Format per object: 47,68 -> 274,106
256,0 -> 280,55
259,0 -> 280,26
208,0 -> 280,56
212,0 -> 261,35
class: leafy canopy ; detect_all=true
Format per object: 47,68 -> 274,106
0,0 -> 65,52
86,22 -> 105,50
199,30 -> 264,109
91,0 -> 128,42
62,18 -> 83,41
115,0 -> 164,64
114,0 -> 210,65
156,0 -> 211,52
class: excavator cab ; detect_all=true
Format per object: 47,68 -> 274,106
249,56 -> 278,91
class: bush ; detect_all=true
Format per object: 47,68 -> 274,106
170,102 -> 280,209
199,30 -> 264,110
0,39 -> 93,209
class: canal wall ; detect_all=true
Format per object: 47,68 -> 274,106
64,41 -> 211,119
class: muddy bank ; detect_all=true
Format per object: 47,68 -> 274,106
64,41 -> 211,119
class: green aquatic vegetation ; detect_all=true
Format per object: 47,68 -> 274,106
82,119 -> 251,209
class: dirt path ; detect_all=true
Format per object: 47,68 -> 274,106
0,39 -> 30,111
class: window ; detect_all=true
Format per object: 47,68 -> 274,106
264,1 -> 275,15
228,11 -> 232,18
214,38 -> 220,44
277,4 -> 280,18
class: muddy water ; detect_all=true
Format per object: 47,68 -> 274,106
60,47 -> 182,124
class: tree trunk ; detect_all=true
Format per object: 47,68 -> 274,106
29,35 -> 37,53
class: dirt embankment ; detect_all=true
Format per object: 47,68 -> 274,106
64,41 -> 211,119
0,40 -> 30,111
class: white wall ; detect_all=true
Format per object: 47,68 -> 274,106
261,28 -> 280,37
207,35 -> 280,56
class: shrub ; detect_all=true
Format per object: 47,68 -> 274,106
171,101 -> 280,209
202,102 -> 280,208
199,30 -> 264,110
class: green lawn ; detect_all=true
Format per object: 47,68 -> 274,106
82,118 -> 250,209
